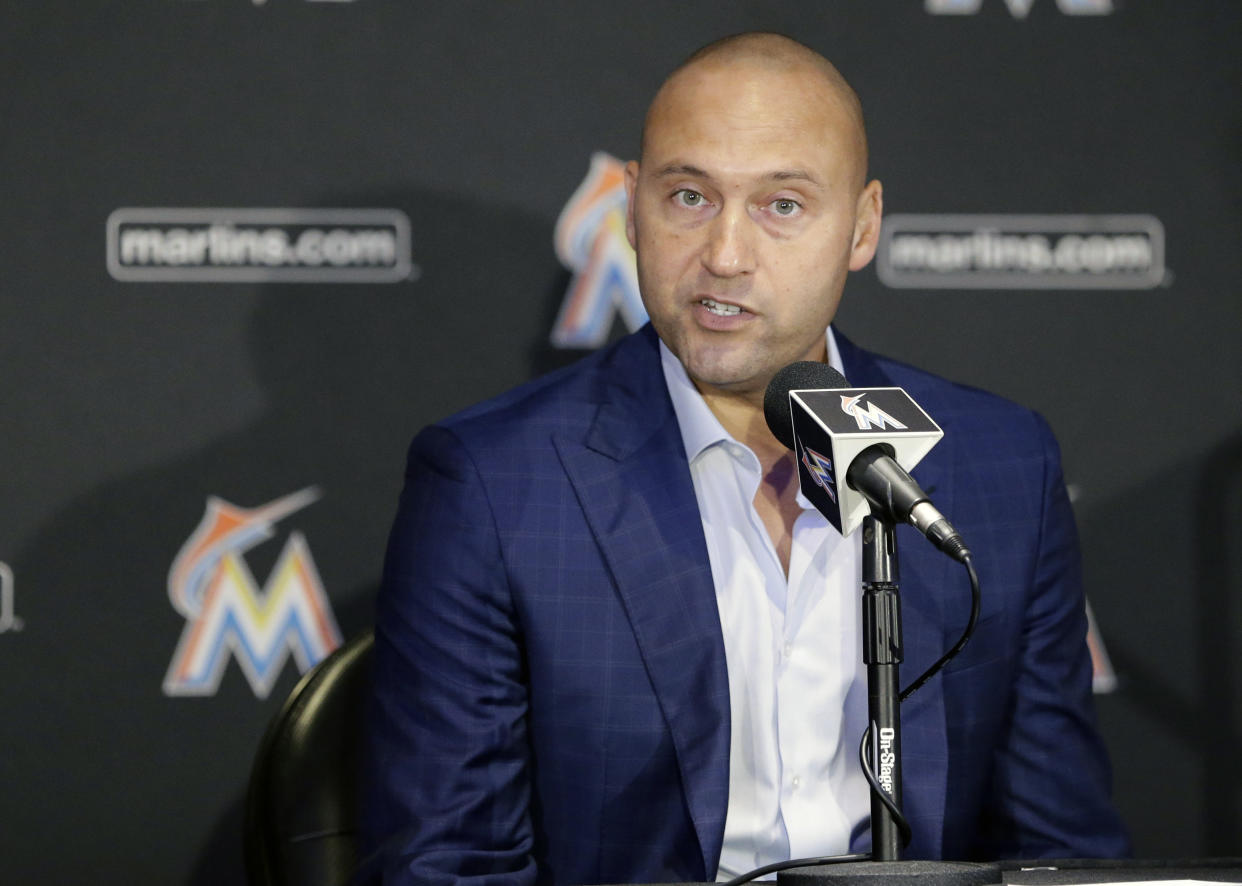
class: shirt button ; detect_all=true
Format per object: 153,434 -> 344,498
792,775 -> 801,789
783,641 -> 794,658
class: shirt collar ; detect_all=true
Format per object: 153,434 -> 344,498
659,326 -> 848,465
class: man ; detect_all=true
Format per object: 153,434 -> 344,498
361,33 -> 1129,884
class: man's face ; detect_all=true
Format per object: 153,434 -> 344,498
625,60 -> 882,401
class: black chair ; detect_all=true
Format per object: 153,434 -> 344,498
244,629 -> 374,886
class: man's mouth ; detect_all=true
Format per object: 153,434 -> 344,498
700,297 -> 743,317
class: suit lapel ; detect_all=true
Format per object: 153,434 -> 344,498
552,327 -> 958,866
555,327 -> 730,878
838,331 -> 950,858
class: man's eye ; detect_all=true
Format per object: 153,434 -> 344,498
675,189 -> 705,207
772,199 -> 800,216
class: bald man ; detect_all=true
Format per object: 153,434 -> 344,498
362,33 -> 1129,885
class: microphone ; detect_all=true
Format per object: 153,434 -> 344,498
763,361 -> 971,563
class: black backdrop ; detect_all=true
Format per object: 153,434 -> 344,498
1,2 -> 1240,882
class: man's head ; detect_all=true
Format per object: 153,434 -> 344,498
625,33 -> 882,404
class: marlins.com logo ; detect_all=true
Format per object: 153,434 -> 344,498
107,207 -> 413,284
550,153 -> 648,348
877,214 -> 1164,290
926,0 -> 1113,15
163,487 -> 342,699
0,561 -> 21,634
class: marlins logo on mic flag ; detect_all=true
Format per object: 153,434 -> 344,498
840,393 -> 908,432
800,447 -> 838,503
791,386 -> 942,537
163,487 -> 342,699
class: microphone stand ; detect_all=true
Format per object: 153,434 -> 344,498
861,515 -> 904,862
779,516 -> 998,886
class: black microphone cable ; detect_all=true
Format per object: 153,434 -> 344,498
720,554 -> 983,886
721,363 -> 985,885
855,553 -> 982,853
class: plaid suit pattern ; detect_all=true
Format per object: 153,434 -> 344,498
361,325 -> 1128,885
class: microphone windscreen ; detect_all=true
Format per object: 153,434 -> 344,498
763,361 -> 850,449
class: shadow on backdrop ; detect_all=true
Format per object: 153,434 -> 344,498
1084,430 -> 1242,857
5,186 -> 572,885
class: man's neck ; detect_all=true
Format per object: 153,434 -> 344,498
699,384 -> 803,575
697,386 -> 787,469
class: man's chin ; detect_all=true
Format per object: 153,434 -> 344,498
683,359 -> 773,398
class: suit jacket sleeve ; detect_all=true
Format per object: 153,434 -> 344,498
360,424 -> 537,885
979,413 -> 1130,858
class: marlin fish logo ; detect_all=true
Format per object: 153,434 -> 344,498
163,487 -> 342,699
801,445 -> 837,503
840,393 -> 908,431
549,152 -> 648,348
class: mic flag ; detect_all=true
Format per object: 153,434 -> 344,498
768,363 -> 944,538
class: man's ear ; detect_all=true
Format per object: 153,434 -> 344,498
848,179 -> 883,271
624,160 -> 640,251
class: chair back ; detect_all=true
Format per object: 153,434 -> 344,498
244,630 -> 374,886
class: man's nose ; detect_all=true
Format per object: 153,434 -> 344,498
701,205 -> 756,277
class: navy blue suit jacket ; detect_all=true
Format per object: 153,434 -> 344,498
361,325 -> 1128,884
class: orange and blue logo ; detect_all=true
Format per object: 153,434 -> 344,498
550,152 -> 648,348
800,445 -> 838,503
1085,600 -> 1117,694
840,393 -> 909,432
163,487 -> 342,699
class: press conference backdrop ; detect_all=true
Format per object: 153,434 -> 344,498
1,2 -> 1239,882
